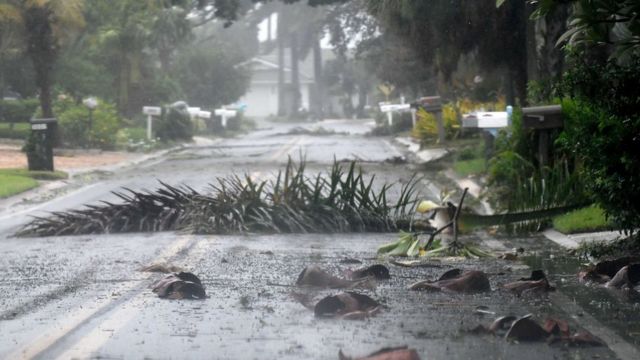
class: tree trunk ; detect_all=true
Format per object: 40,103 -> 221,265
25,7 -> 59,145
290,32 -> 301,117
312,38 -> 324,120
25,7 -> 55,119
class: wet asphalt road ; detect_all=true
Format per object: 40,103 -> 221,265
0,119 -> 634,359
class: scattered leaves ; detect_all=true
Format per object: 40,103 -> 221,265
314,292 -> 382,319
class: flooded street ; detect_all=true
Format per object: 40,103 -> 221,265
0,120 -> 635,359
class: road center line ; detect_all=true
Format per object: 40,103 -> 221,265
6,236 -> 195,360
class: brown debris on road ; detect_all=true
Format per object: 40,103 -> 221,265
408,269 -> 491,293
503,270 -> 555,295
578,257 -> 640,289
339,346 -> 420,360
314,292 -> 382,320
152,272 -> 207,299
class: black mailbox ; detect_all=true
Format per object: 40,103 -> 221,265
412,96 -> 442,113
26,118 -> 57,171
522,105 -> 563,168
522,105 -> 563,130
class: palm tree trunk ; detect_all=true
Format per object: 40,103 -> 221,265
277,9 -> 286,116
290,32 -> 301,117
312,38 -> 324,120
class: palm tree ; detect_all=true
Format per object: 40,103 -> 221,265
0,0 -> 85,118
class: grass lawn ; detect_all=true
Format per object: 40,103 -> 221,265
453,158 -> 486,177
0,122 -> 30,140
0,168 -> 68,180
0,174 -> 38,198
553,204 -> 613,234
0,168 -> 68,199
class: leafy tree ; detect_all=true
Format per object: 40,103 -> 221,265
172,46 -> 249,108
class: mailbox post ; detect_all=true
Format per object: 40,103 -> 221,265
522,105 -> 563,168
143,106 -> 161,140
413,96 -> 444,144
215,108 -> 237,128
26,118 -> 57,171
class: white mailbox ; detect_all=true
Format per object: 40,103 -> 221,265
462,112 -> 509,129
143,106 -> 161,116
187,107 -> 201,117
198,111 -> 212,119
142,106 -> 162,140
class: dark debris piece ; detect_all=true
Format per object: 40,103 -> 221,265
152,272 -> 206,300
339,346 -> 420,360
409,269 -> 490,293
314,292 -> 381,319
349,264 -> 391,280
503,270 -> 555,295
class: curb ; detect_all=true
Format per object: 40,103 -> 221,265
0,141 -> 195,214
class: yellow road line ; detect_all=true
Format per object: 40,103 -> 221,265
9,135 -> 307,360
5,236 -> 194,360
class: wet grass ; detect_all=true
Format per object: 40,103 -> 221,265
453,158 -> 486,177
17,159 -> 422,237
0,174 -> 38,198
0,168 -> 68,199
552,205 -> 613,234
0,168 -> 68,181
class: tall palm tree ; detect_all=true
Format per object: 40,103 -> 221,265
0,0 -> 85,118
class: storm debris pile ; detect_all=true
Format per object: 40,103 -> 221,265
579,257 -> 640,289
17,160 -> 421,237
472,314 -> 605,347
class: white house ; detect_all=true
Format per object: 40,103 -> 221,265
238,49 -> 336,118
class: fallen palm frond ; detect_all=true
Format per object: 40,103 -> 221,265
17,159 -> 422,237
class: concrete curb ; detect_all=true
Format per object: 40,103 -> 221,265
393,137 -> 449,164
543,228 -> 624,249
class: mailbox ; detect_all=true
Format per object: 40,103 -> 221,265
462,112 -> 509,129
522,105 -> 564,167
413,96 -> 442,113
522,105 -> 563,130
26,118 -> 57,171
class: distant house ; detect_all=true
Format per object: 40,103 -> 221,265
238,49 -> 337,119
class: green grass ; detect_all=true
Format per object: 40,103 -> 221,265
0,168 -> 68,198
552,205 -> 613,234
0,122 -> 30,139
453,158 -> 486,177
0,174 -> 38,198
0,168 -> 68,180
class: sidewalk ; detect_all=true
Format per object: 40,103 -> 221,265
392,135 -> 622,249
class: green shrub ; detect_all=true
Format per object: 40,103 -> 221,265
57,100 -> 120,149
0,98 -> 39,123
156,102 -> 193,141
556,54 -> 640,233
0,123 -> 30,139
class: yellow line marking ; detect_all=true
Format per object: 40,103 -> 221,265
10,136 -> 307,359
6,236 -> 194,360
54,240 -> 211,360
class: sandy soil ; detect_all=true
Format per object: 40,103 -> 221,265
0,144 -> 136,171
